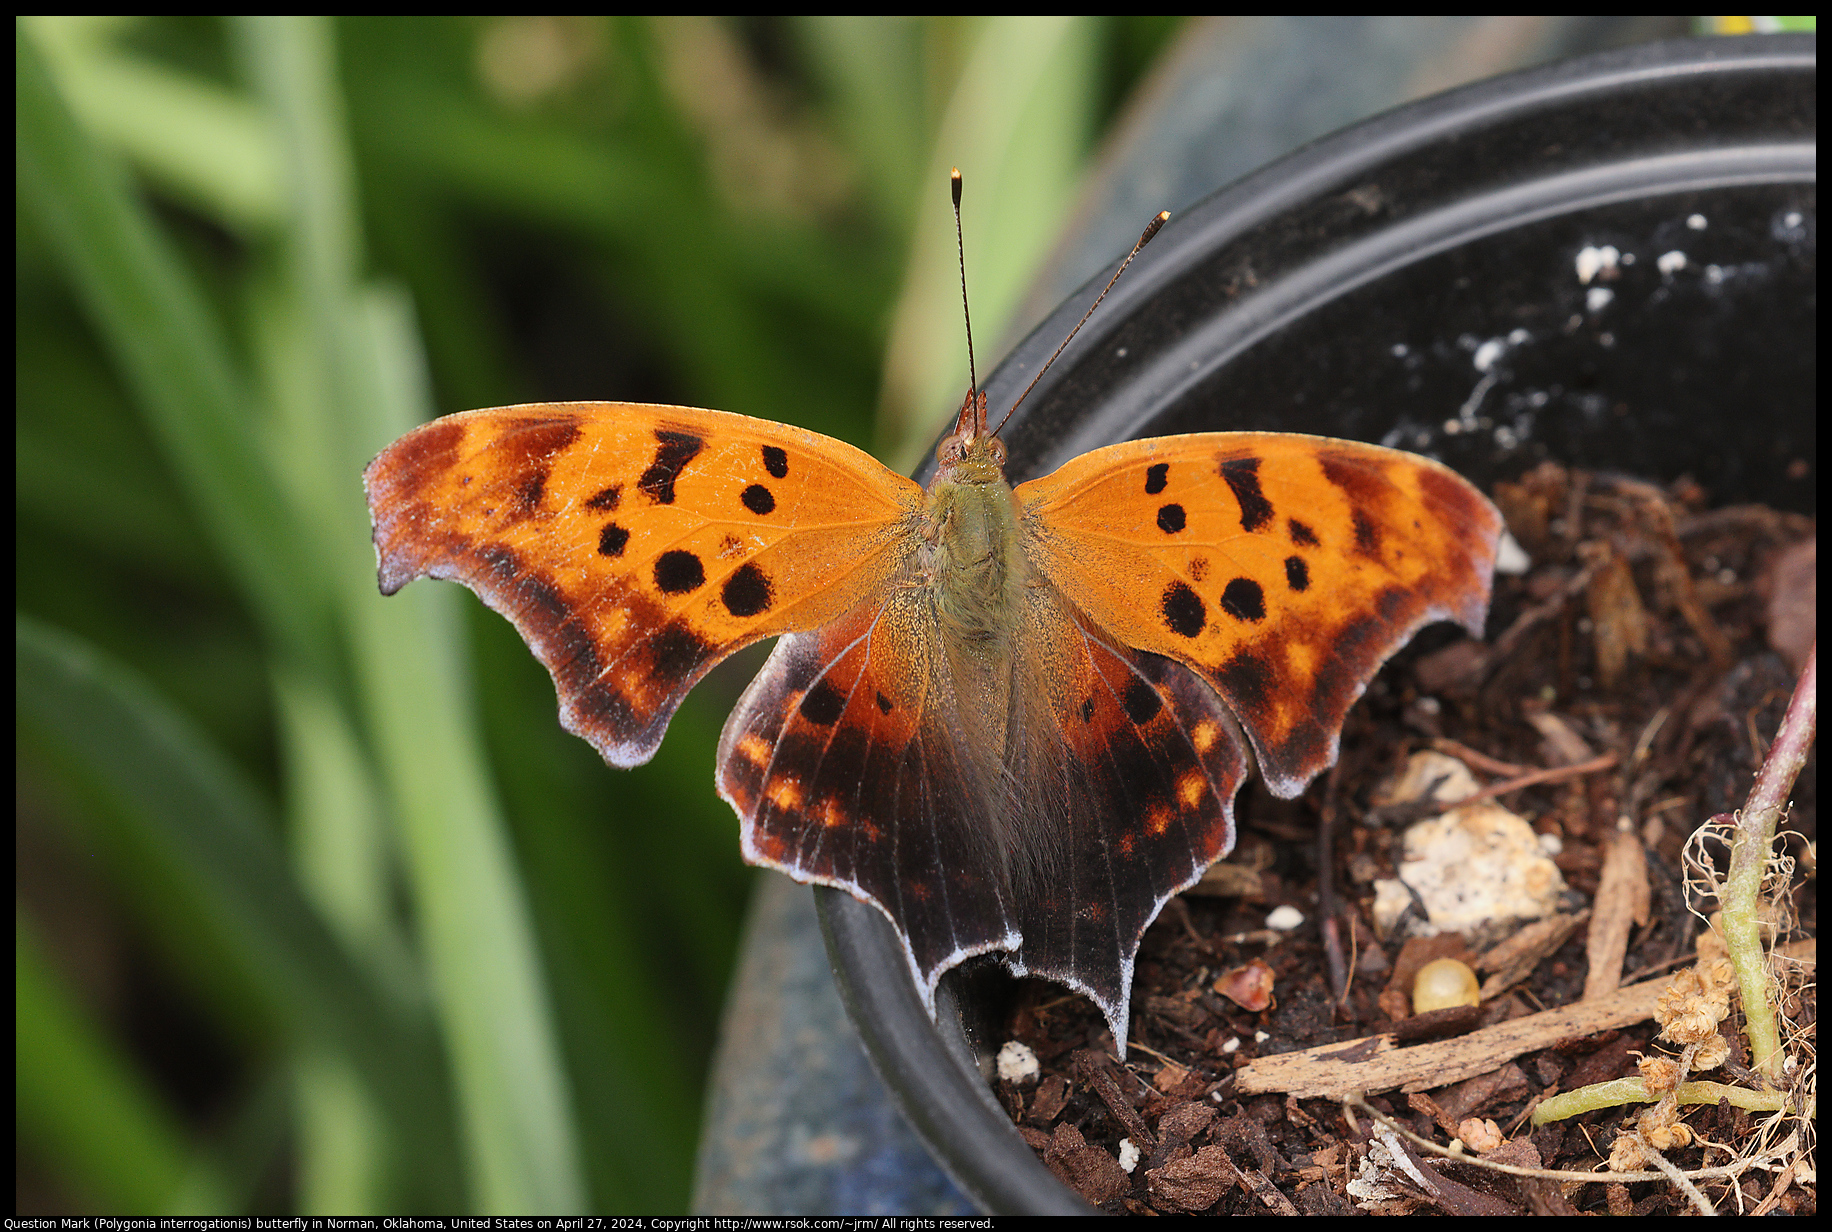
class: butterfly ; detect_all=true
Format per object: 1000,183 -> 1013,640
364,383 -> 1502,1055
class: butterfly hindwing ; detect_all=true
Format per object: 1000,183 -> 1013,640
1017,432 -> 1502,796
364,403 -> 924,766
719,571 -> 1248,1051
719,592 -> 1023,1000
999,592 -> 1248,1046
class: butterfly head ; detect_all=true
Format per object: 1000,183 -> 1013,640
935,388 -> 1007,485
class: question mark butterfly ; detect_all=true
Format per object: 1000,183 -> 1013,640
364,195 -> 1501,1053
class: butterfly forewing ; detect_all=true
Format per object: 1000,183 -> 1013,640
1017,432 -> 1502,796
364,403 -> 923,766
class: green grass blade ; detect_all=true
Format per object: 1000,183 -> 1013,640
16,918 -> 232,1214
876,15 -> 1100,468
15,24 -> 334,669
233,17 -> 587,1211
22,15 -> 283,231
15,616 -> 466,1206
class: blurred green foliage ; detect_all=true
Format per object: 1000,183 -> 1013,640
16,15 -> 1185,1214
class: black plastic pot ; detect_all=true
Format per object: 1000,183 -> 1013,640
818,34 -> 1815,1214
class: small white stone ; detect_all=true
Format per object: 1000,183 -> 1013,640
1266,905 -> 1306,931
1255,1030 -> 1270,1044
1495,532 -> 1531,575
1538,831 -> 1564,856
1586,286 -> 1614,313
1657,250 -> 1688,274
996,1040 -> 1040,1084
1370,751 -> 1568,944
1687,213 -> 1708,230
1118,1138 -> 1141,1173
1473,337 -> 1506,372
1575,244 -> 1619,284
1221,1037 -> 1241,1055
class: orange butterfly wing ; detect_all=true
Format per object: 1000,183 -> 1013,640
1016,432 -> 1503,796
363,403 -> 924,767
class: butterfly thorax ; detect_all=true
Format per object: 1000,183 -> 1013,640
924,433 -> 1028,645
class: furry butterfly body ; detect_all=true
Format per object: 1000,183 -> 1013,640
365,393 -> 1501,1052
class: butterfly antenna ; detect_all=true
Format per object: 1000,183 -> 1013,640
992,210 -> 1170,438
952,168 -> 980,407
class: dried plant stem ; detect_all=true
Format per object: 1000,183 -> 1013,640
1723,642 -> 1815,1085
1345,1096 -> 1788,1186
1635,1135 -> 1715,1216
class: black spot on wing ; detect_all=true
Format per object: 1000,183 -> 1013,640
510,470 -> 548,518
648,621 -> 710,683
1156,504 -> 1186,534
599,523 -> 630,557
1221,578 -> 1266,622
799,679 -> 845,725
1144,462 -> 1169,495
741,484 -> 776,515
1318,453 -> 1389,559
1219,456 -> 1274,532
1289,519 -> 1320,547
1284,556 -> 1310,591
1162,581 -> 1206,637
1122,678 -> 1163,724
639,430 -> 704,504
1351,508 -> 1381,558
721,562 -> 773,617
585,484 -> 621,511
875,690 -> 893,714
654,549 -> 706,594
761,445 -> 789,478
1080,697 -> 1096,723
